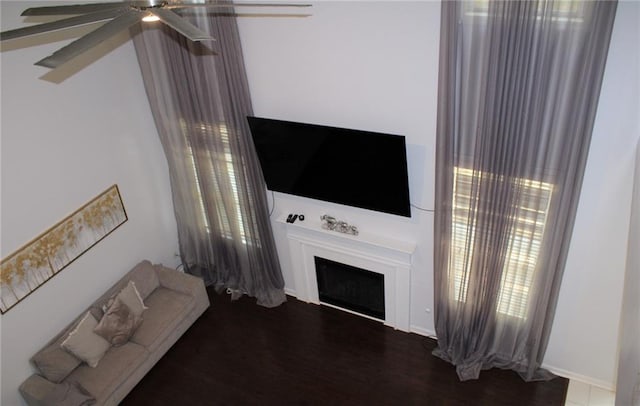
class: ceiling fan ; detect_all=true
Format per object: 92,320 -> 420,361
0,1 -> 310,69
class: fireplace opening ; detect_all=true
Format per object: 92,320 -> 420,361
314,256 -> 385,320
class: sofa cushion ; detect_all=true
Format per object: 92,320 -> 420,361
94,298 -> 142,347
130,287 -> 194,352
41,382 -> 95,406
31,335 -> 82,383
66,342 -> 148,401
19,374 -> 58,405
128,260 -> 160,299
61,312 -> 111,368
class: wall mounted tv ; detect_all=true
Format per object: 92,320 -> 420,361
247,116 -> 411,217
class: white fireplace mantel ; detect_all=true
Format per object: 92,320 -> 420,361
279,215 -> 415,331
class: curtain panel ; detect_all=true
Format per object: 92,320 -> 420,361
434,0 -> 617,381
132,9 -> 286,307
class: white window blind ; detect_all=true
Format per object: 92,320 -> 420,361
465,0 -> 586,21
450,167 -> 553,319
182,120 -> 247,244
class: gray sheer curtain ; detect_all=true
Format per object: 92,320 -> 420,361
433,0 -> 617,381
132,9 -> 286,307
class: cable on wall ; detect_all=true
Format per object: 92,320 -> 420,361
411,203 -> 435,213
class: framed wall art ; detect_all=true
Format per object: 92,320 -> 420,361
0,184 -> 127,314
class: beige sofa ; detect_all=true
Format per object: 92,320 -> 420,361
19,260 -> 210,406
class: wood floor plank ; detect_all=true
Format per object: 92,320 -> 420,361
122,288 -> 568,405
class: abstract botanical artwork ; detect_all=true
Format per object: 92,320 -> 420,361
0,185 -> 127,314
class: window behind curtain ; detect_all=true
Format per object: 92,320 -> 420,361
450,167 -> 553,319
181,119 -> 247,244
433,0 -> 617,381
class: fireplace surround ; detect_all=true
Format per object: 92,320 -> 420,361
280,214 -> 414,331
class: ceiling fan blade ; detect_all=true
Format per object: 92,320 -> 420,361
148,8 -> 214,41
35,9 -> 142,69
21,2 -> 132,16
1,8 -> 128,41
167,2 -> 311,9
200,12 -> 311,18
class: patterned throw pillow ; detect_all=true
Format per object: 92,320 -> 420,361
93,298 -> 142,346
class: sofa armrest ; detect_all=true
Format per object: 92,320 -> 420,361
155,266 -> 209,311
19,375 -> 56,406
155,266 -> 203,294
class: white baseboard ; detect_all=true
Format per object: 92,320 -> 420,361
541,364 -> 615,392
284,287 -> 297,297
409,325 -> 437,339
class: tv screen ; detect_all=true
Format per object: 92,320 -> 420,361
247,116 -> 411,217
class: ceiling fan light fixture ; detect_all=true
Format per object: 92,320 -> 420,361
142,13 -> 161,22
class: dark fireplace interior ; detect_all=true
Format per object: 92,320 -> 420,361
314,256 -> 385,320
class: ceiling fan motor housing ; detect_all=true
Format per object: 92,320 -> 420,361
134,1 -> 169,9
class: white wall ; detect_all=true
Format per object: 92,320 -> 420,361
0,2 -> 179,404
615,140 -> 640,405
238,0 -> 639,389
544,0 -> 640,389
239,0 -> 441,336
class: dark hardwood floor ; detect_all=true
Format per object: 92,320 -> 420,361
121,288 -> 568,406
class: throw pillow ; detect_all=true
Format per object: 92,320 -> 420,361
61,312 -> 111,368
115,281 -> 148,318
94,297 -> 142,346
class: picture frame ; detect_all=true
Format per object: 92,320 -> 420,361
0,184 -> 127,314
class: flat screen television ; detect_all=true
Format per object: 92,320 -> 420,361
247,116 -> 411,217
